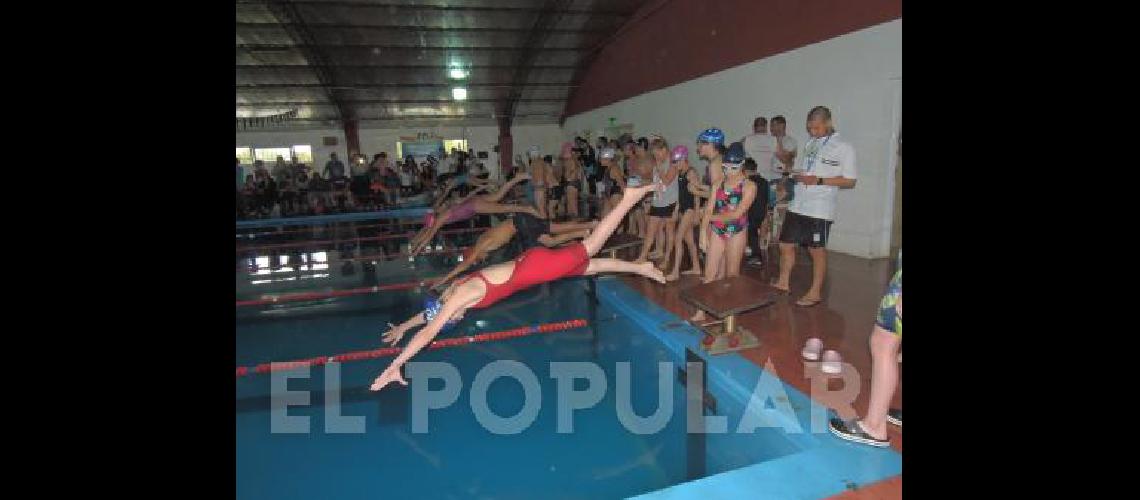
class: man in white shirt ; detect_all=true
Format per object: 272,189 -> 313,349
742,116 -> 773,178
773,106 -> 857,307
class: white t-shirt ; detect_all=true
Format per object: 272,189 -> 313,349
742,133 -> 774,179
789,133 -> 856,221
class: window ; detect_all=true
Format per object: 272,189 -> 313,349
443,139 -> 469,154
396,139 -> 467,161
292,145 -> 313,164
236,147 -> 253,165
254,147 -> 292,163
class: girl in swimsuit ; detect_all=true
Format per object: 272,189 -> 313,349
371,182 -> 666,391
407,173 -> 538,257
561,142 -> 585,219
599,148 -> 624,222
636,136 -> 680,266
690,142 -> 758,340
665,145 -> 712,281
527,148 -> 549,219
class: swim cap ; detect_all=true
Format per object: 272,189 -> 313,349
670,145 -> 689,162
423,296 -> 460,328
723,141 -> 746,166
599,148 -> 616,160
697,128 -> 725,146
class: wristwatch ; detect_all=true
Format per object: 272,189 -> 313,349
816,177 -> 825,186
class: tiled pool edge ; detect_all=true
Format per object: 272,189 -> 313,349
593,278 -> 902,500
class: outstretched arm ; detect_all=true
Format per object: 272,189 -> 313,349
370,286 -> 481,391
538,229 -> 590,247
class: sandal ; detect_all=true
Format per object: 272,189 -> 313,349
821,350 -> 842,374
887,408 -> 902,427
801,338 -> 823,361
829,418 -> 889,448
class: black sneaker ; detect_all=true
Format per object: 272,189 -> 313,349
829,418 -> 889,448
746,257 -> 764,267
887,408 -> 902,427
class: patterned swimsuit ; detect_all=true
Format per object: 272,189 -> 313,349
710,179 -> 748,238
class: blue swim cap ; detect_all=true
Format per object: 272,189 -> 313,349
423,296 -> 460,329
723,141 -> 746,165
697,128 -> 725,146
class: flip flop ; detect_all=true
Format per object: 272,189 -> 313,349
829,418 -> 889,448
801,338 -> 823,361
796,296 -> 823,307
887,408 -> 902,427
821,350 -> 842,374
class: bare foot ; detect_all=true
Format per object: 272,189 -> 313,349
665,272 -> 680,282
771,281 -> 790,293
637,261 -> 667,284
633,257 -> 648,265
682,268 -> 702,276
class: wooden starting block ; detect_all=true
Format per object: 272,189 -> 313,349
680,276 -> 778,355
599,233 -> 643,259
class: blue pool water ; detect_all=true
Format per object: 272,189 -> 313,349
236,226 -> 901,499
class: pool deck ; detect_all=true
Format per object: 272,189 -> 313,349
614,250 -> 902,500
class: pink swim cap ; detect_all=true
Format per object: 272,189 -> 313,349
561,142 -> 574,157
671,145 -> 689,162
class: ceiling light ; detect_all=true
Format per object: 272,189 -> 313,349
452,87 -> 467,101
448,68 -> 468,79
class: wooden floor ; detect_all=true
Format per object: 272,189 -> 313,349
618,248 -> 902,499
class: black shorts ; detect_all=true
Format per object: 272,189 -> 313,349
548,186 -> 564,200
778,211 -> 833,248
648,203 -> 675,218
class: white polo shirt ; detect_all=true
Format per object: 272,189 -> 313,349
789,133 -> 856,221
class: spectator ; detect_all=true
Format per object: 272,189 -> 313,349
253,160 -> 269,181
323,152 -> 346,182
290,156 -> 308,179
272,155 -> 289,183
236,158 -> 245,192
742,116 -> 773,178
773,106 -> 857,307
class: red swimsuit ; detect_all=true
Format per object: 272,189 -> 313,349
461,242 -> 590,309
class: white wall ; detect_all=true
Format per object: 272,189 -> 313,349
563,20 -> 902,258
236,123 -> 564,180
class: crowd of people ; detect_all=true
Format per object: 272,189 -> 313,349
235,148 -> 488,219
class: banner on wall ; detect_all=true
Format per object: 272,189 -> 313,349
399,140 -> 445,160
236,109 -> 299,130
